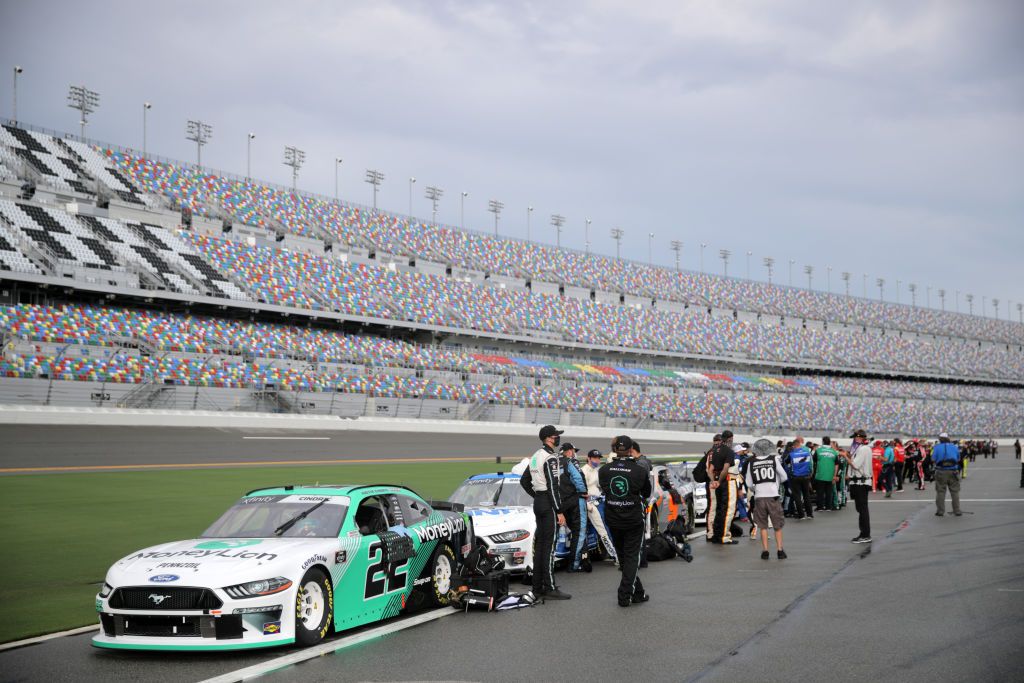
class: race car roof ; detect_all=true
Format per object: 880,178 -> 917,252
467,472 -> 521,481
244,484 -> 417,498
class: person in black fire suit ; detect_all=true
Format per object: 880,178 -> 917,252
522,425 -> 571,600
599,435 -> 653,607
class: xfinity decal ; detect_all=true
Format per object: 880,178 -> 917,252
127,549 -> 278,561
241,496 -> 282,505
467,507 -> 519,516
301,553 -> 328,570
412,516 -> 466,543
148,574 -> 179,583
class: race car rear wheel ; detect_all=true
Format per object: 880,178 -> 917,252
425,543 -> 456,607
684,497 -> 696,535
294,568 -> 333,646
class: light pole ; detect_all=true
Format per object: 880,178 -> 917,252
804,264 -> 814,289
611,228 -> 624,259
246,133 -> 256,181
550,214 -> 565,247
938,288 -> 946,311
67,84 -> 100,138
283,146 -> 305,191
1017,302 -> 1022,324
826,266 -> 832,294
862,273 -> 867,297
460,191 -> 468,229
425,185 -> 443,225
745,250 -> 752,279
763,256 -> 775,284
334,157 -> 342,201
527,206 -> 533,241
966,293 -> 974,315
408,177 -> 416,216
992,298 -> 1000,319
185,119 -> 212,167
489,199 -> 504,235
648,232 -> 655,265
896,279 -> 901,304
670,240 -> 683,271
876,277 -> 885,301
12,66 -> 22,125
926,285 -> 931,308
788,259 -> 795,286
841,271 -> 850,296
955,289 -> 960,313
585,218 -> 592,254
908,283 -> 917,307
364,169 -> 384,209
719,248 -> 731,276
700,243 -> 707,273
142,102 -> 152,158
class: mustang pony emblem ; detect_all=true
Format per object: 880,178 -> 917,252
148,593 -> 172,605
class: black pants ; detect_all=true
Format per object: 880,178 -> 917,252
895,461 -> 905,490
1019,462 -> 1023,488
815,481 -> 834,510
850,485 -> 871,538
608,523 -> 645,603
532,502 -> 557,593
791,476 -> 814,517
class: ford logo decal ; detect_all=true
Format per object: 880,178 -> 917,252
149,574 -> 180,583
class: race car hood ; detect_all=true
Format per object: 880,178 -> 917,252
106,537 -> 337,587
463,506 -> 534,536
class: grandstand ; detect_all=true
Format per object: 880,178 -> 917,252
0,120 -> 1021,436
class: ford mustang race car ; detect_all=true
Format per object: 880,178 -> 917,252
93,484 -> 473,651
654,462 -> 706,531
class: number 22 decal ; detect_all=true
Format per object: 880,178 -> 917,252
364,541 -> 408,600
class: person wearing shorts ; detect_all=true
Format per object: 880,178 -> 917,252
741,439 -> 789,560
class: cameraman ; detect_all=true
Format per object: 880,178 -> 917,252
932,432 -> 962,517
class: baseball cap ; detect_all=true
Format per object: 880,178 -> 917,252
713,433 -> 722,442
733,444 -> 746,454
939,432 -> 949,439
558,441 -> 577,453
612,435 -> 632,452
587,449 -> 603,459
538,425 -> 564,440
721,430 -> 735,440
849,428 -> 867,439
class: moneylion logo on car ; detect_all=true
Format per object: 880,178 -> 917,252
149,593 -> 172,605
149,574 -> 180,583
413,516 -> 466,543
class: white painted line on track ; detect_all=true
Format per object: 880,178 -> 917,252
997,588 -> 1023,593
0,624 -> 98,652
241,436 -> 331,440
871,499 -> 1024,502
198,608 -> 457,683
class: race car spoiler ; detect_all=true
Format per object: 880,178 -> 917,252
429,500 -> 466,513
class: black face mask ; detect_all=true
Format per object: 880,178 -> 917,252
552,435 -> 560,447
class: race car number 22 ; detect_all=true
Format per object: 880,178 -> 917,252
364,541 -> 408,600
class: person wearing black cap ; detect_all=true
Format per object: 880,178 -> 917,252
581,448 -> 618,567
526,425 -> 571,599
842,429 -> 873,543
558,442 -> 589,572
599,435 -> 652,607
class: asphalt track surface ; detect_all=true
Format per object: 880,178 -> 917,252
2,458 -> 1023,682
0,426 -> 702,473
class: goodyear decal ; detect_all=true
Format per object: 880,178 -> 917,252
412,516 -> 466,543
301,553 -> 328,570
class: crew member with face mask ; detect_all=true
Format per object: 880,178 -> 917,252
525,425 -> 571,600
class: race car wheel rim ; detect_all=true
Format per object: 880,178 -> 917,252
298,580 -> 325,629
434,553 -> 452,594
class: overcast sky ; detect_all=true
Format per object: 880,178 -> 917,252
1,0 -> 1022,318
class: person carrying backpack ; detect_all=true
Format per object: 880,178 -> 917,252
931,432 -> 962,517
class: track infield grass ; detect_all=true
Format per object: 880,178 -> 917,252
0,461 -> 514,644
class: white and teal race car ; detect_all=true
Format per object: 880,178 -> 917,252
93,485 -> 474,651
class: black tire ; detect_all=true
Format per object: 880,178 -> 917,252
294,567 -> 333,647
685,497 -> 696,535
425,543 -> 456,607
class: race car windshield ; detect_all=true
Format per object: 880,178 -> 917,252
201,496 -> 348,539
450,478 -> 533,507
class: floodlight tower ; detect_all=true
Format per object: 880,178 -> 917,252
1017,302 -> 1022,324
896,279 -> 902,304
488,199 -> 504,235
585,218 -> 592,254
185,119 -> 212,167
938,288 -> 946,311
142,102 -> 152,158
670,240 -> 683,271
333,158 -> 342,201
425,185 -> 443,225
365,169 -> 384,209
527,206 -> 534,241
763,257 -> 775,284
407,177 -> 416,215
804,264 -> 814,289
610,228 -> 624,259
966,293 -> 974,315
12,66 -> 23,124
283,146 -> 305,191
746,251 -> 753,279
648,232 -> 654,265
247,133 -> 258,181
876,277 -> 885,301
992,298 -> 999,319
550,214 -> 565,247
908,283 -> 917,307
719,249 -> 731,277
67,84 -> 100,138
700,243 -> 707,273
840,271 -> 851,296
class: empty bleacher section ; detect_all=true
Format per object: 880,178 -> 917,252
0,121 -> 1021,434
0,304 -> 1021,435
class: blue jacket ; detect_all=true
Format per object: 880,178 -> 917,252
932,442 -> 960,470
789,446 -> 813,477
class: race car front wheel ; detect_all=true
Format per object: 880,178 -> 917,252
425,543 -> 456,607
295,568 -> 333,646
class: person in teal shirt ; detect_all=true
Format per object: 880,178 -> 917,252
813,437 -> 840,511
882,442 -> 896,497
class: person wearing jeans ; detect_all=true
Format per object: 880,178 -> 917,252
843,429 -> 873,544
